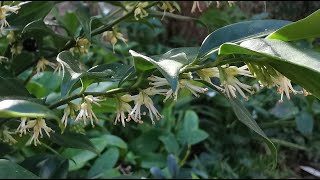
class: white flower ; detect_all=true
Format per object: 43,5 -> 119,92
129,88 -> 163,125
0,5 -> 20,30
36,57 -> 57,74
75,95 -> 101,127
270,72 -> 303,103
198,65 -> 254,100
61,103 -> 80,127
17,118 -> 53,146
16,117 -> 28,136
114,94 -> 141,127
148,75 -> 208,102
1,126 -> 17,145
221,65 -> 254,100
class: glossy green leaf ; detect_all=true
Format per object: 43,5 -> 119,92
7,2 -> 55,29
130,47 -> 199,91
62,135 -> 109,171
57,51 -> 132,97
26,81 -> 47,98
57,51 -> 84,97
295,111 -> 313,135
50,132 -> 98,154
0,99 -> 58,120
218,39 -> 320,100
20,155 -> 69,179
0,159 -> 39,179
87,147 -> 119,178
267,9 -> 320,41
0,77 -> 31,98
198,20 -> 291,60
227,97 -> 277,168
105,134 -> 128,149
75,3 -> 92,40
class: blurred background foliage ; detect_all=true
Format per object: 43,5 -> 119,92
1,1 -> 320,179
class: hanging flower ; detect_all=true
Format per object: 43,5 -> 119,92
134,2 -> 149,20
61,102 -> 80,127
70,38 -> 91,55
148,75 -> 208,102
246,62 -> 303,102
16,118 -> 53,146
0,5 -> 20,30
158,1 -> 180,20
75,95 -> 102,128
270,71 -> 303,103
221,65 -> 254,100
129,88 -> 163,125
16,117 -> 28,136
36,57 -> 57,74
114,94 -> 142,127
103,28 -> 127,53
1,126 -> 17,145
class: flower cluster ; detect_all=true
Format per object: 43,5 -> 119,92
61,95 -> 102,128
71,38 -> 91,55
198,65 -> 254,100
36,57 -> 59,75
0,4 -> 20,30
15,117 -> 54,146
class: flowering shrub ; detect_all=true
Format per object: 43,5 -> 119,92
0,1 -> 320,178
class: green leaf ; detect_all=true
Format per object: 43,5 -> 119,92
129,47 -> 199,91
62,135 -> 109,171
22,19 -> 70,48
105,134 -> 128,149
140,153 -> 167,169
87,147 -> 119,178
267,9 -> 320,41
75,3 -> 92,40
54,10 -> 80,37
0,77 -> 31,98
7,2 -> 55,29
129,129 -> 164,155
26,81 -> 47,98
227,97 -> 277,168
218,39 -> 320,100
0,99 -> 58,120
50,132 -> 99,154
57,51 -> 132,97
295,111 -> 313,135
198,20 -> 291,60
0,159 -> 39,179
159,133 -> 179,155
57,51 -> 84,97
177,110 -> 209,145
20,155 -> 69,179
